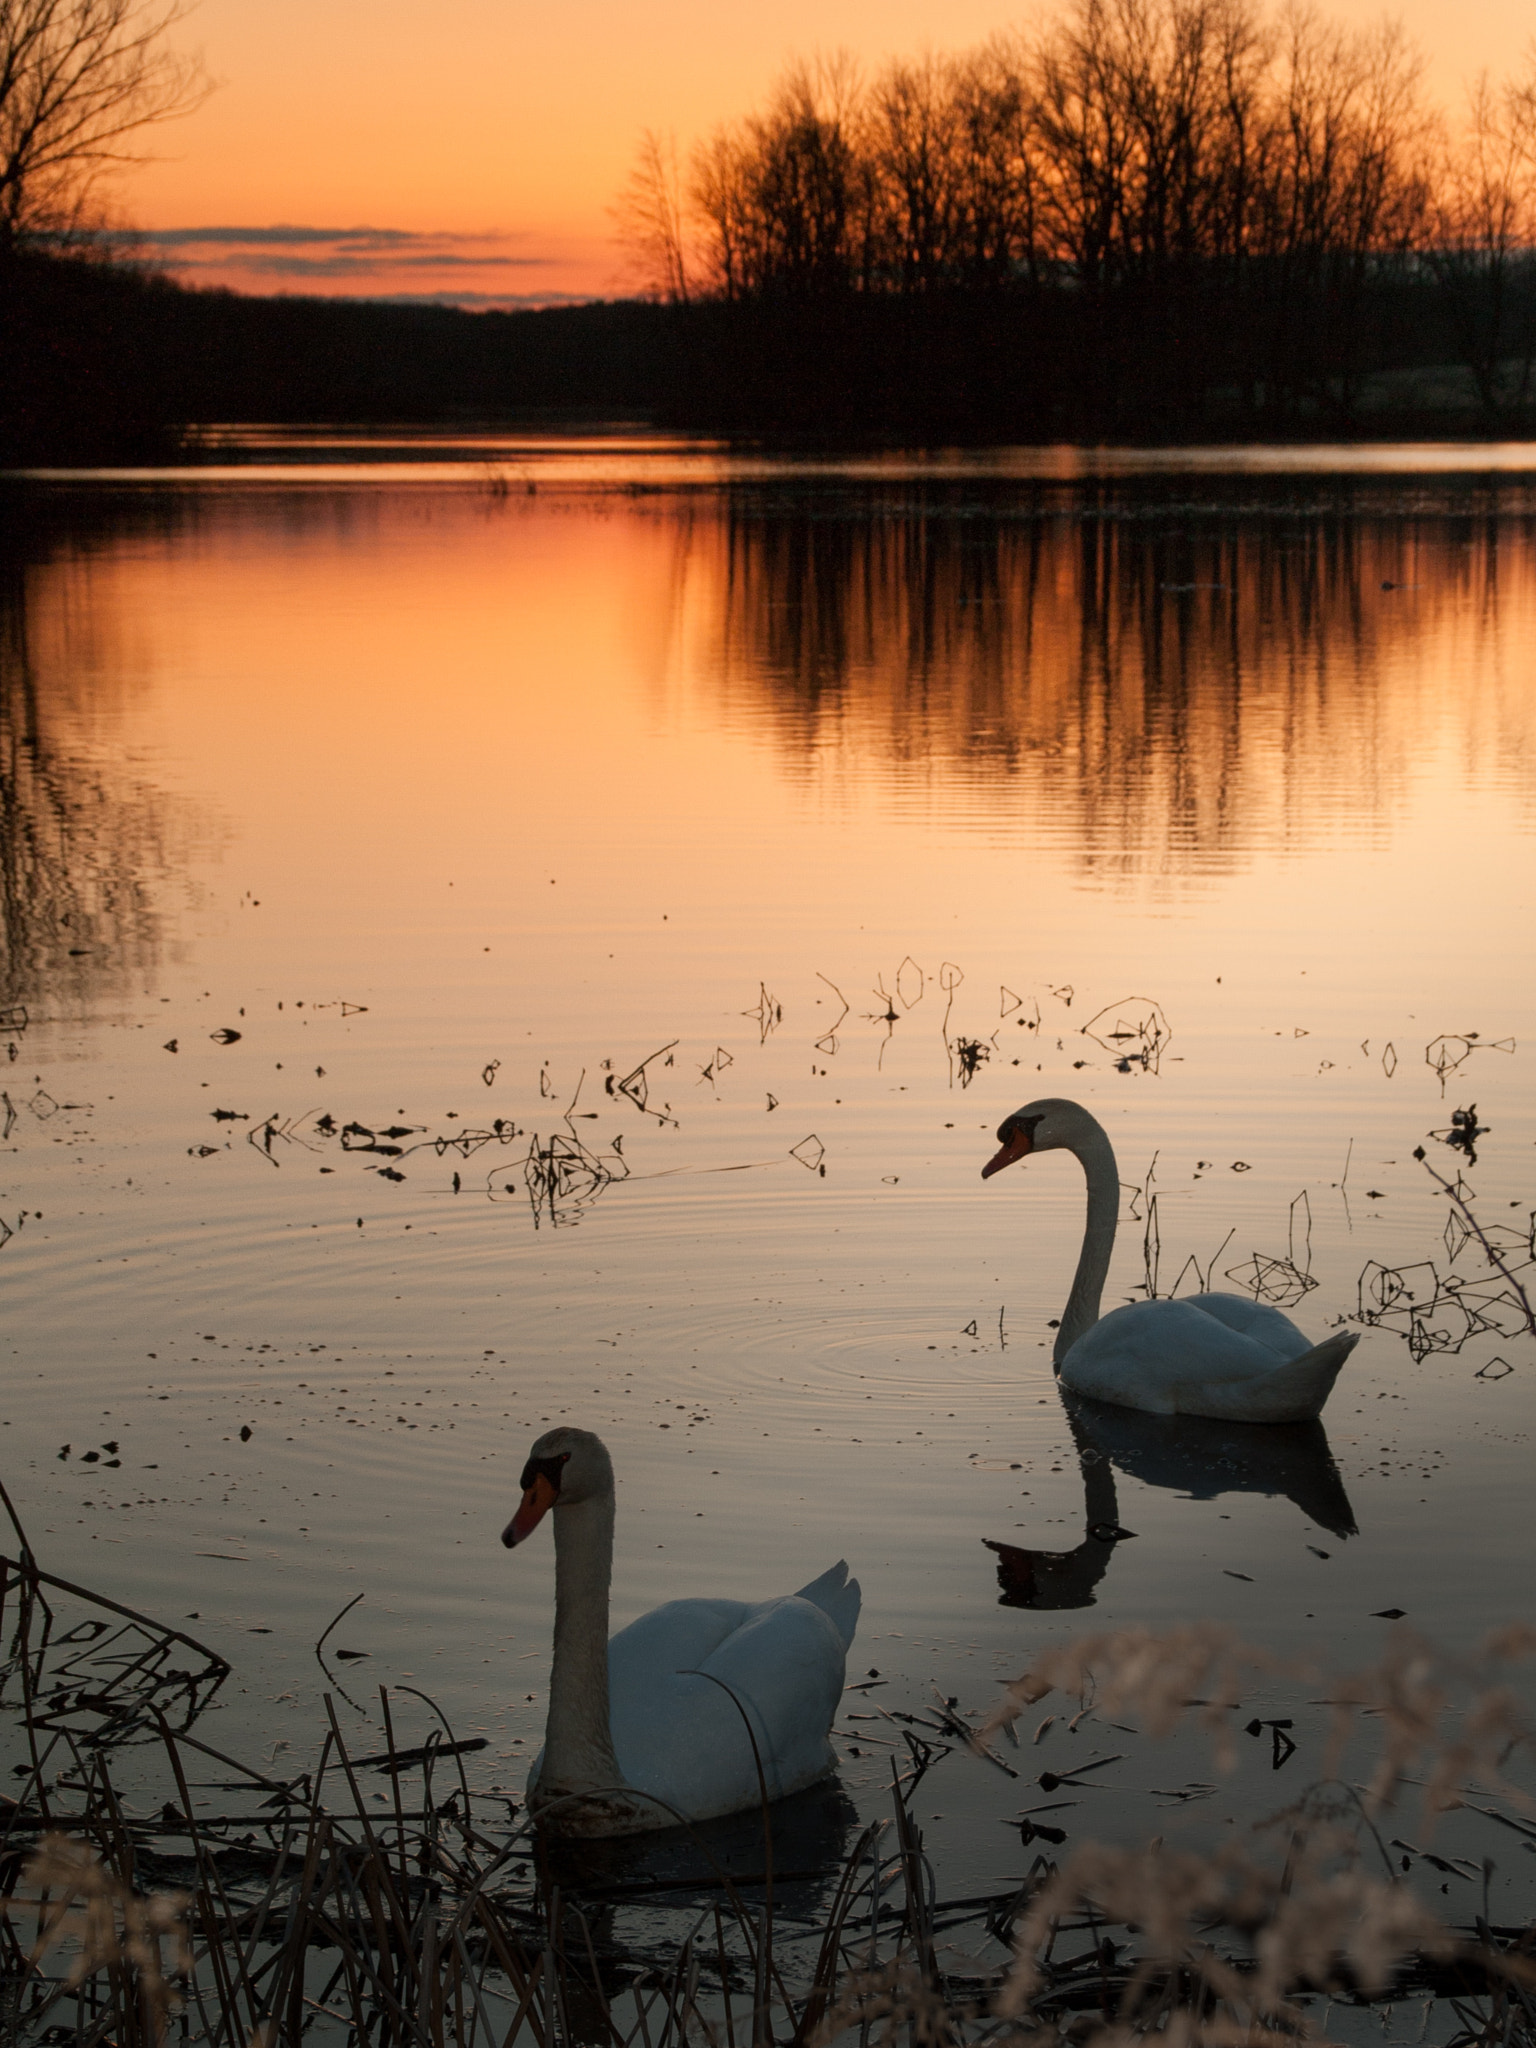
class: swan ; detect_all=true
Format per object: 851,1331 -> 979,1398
502,1427 -> 860,1838
981,1099 -> 1357,1421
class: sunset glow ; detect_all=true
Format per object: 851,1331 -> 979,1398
125,0 -> 1536,305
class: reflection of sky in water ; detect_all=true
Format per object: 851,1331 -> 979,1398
0,470 -> 1532,1905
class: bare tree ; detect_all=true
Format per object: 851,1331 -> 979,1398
949,39 -> 1039,290
1031,0 -> 1137,296
1426,64 -> 1536,414
738,56 -> 870,299
690,125 -> 750,299
1239,7 -> 1429,411
629,63 -> 873,304
609,0 -> 1449,426
0,0 -> 207,250
870,54 -> 966,294
611,128 -> 691,302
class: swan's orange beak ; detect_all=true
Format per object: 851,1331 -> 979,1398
503,1473 -> 558,1548
982,1126 -> 1034,1180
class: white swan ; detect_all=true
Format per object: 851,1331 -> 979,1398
502,1427 -> 860,1837
982,1099 -> 1357,1421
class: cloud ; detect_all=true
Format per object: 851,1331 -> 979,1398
114,222 -> 585,302
120,223 -> 529,256
372,290 -> 599,309
168,248 -> 554,278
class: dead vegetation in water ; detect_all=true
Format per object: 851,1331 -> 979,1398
1117,1095 -> 1535,1373
4,1491 -> 1536,2048
1356,1143 -> 1536,1361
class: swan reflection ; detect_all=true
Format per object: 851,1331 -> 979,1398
540,1777 -> 862,1896
985,1396 -> 1357,1610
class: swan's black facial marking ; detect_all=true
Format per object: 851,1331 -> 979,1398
504,1450 -> 572,1547
518,1451 -> 571,1496
995,1112 -> 1043,1149
982,1112 -> 1044,1180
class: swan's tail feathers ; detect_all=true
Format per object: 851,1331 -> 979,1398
794,1560 -> 862,1650
1202,1330 -> 1359,1423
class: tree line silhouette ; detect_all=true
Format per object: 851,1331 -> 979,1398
6,0 -> 1536,452
0,248 -> 671,462
616,0 -> 1536,432
0,0 -> 663,459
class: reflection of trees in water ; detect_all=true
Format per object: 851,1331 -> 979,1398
0,506 -> 204,1013
698,486 -> 1536,876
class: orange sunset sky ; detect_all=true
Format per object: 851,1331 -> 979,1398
126,0 -> 1534,308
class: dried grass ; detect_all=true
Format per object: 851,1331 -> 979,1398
3,1537 -> 1535,2048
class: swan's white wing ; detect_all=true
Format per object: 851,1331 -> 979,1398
1179,1293 -> 1310,1360
605,1588 -> 851,1823
526,1598 -> 754,1810
792,1559 -> 861,1650
1062,1301 -> 1354,1421
608,1595 -> 758,1674
699,1593 -> 849,1792
1060,1299 -> 1305,1413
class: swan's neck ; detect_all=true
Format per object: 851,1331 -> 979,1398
540,1493 -> 628,1797
1056,1123 -> 1120,1366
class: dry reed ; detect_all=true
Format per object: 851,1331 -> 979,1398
3,1532 -> 1535,2048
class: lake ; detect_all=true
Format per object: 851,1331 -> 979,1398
2,444 -> 1533,1948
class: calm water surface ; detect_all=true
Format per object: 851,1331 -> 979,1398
2,451 -> 1534,1914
